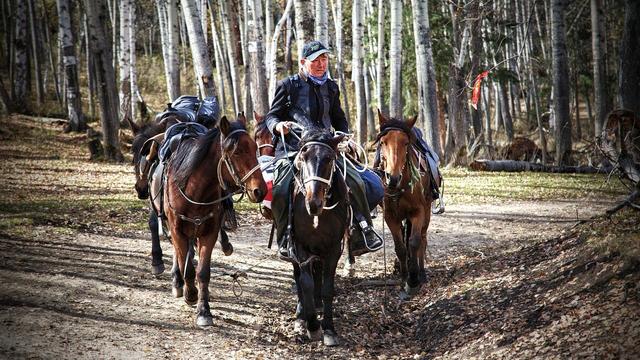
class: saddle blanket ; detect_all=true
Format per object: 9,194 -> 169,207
258,155 -> 275,209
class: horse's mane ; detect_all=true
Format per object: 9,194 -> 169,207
375,118 -> 417,144
299,126 -> 334,147
171,128 -> 221,189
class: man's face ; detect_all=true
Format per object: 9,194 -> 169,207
301,53 -> 328,77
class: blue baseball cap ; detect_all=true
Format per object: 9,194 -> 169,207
302,41 -> 331,61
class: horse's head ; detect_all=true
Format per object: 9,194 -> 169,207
376,110 -> 417,189
253,111 -> 274,157
295,129 -> 345,216
130,116 -> 179,199
219,113 -> 268,203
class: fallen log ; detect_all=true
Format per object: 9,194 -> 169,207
469,160 -> 611,173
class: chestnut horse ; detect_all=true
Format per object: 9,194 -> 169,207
286,128 -> 348,346
163,114 -> 267,327
253,111 -> 275,157
375,111 -> 432,298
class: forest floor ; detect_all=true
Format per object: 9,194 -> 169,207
0,114 -> 639,359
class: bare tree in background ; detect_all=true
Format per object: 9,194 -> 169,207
551,0 -> 572,166
156,0 -> 181,102
268,0 -> 294,103
329,0 -> 350,124
83,0 -> 123,161
57,0 -> 86,132
389,0 -> 402,119
118,0 -> 132,122
12,0 -> 29,110
315,0 -> 328,46
246,0 -> 268,115
590,0 -> 608,139
352,0 -> 366,144
618,0 -> 640,115
294,0 -> 314,59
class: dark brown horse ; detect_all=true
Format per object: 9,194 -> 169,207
129,116 -> 180,275
376,110 -> 432,299
287,128 -> 348,346
163,114 -> 266,327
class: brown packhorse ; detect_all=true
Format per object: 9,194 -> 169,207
253,111 -> 275,157
376,110 -> 432,299
163,114 -> 267,327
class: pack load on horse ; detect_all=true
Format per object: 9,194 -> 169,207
374,110 -> 441,299
129,96 -> 235,275
265,40 -> 385,261
162,113 -> 267,327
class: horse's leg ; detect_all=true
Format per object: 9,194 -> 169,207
321,251 -> 340,346
183,238 -> 198,306
313,261 -> 323,314
418,222 -> 429,283
406,212 -> 426,295
342,240 -> 356,277
299,263 -> 321,341
293,264 -> 306,333
170,244 -> 184,297
149,209 -> 165,275
194,232 -> 216,327
385,216 -> 407,282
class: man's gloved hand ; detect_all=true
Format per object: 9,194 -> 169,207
275,121 -> 292,135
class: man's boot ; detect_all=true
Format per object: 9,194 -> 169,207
222,197 -> 238,231
278,224 -> 293,259
355,213 -> 383,251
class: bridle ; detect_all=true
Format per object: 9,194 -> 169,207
293,141 -> 339,209
376,127 -> 411,190
217,128 -> 263,194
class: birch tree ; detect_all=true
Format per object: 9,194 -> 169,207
294,0 -> 314,59
27,0 -> 44,106
268,0 -> 294,103
217,0 -> 241,113
352,0 -> 366,144
246,0 -> 268,115
411,0 -> 441,158
376,0 -> 386,115
389,0 -> 402,119
329,0 -> 350,124
156,0 -> 180,101
180,0 -> 217,98
551,0 -> 572,166
118,0 -> 132,122
57,0 -> 85,132
83,0 -> 123,161
590,0 -> 608,138
315,0 -> 328,46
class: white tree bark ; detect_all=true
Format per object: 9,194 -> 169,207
217,0 -> 241,113
268,0 -> 294,103
352,0 -> 366,144
240,0 -> 253,117
315,0 -> 328,46
118,0 -> 132,122
411,0 -> 441,157
389,0 -> 402,119
376,0 -> 386,114
294,0 -> 314,59
129,1 -> 143,121
180,0 -> 216,98
590,0 -> 608,138
247,0 -> 269,115
167,0 -> 181,100
57,0 -> 85,131
329,0 -> 350,124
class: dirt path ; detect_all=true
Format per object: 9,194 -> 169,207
0,115 -> 637,359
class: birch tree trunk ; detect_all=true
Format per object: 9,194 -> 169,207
590,0 -> 608,138
27,0 -> 44,106
156,0 -> 179,102
389,0 -> 402,119
42,5 -> 62,106
240,0 -> 253,117
294,0 -> 314,59
12,0 -> 28,109
268,0 -> 294,103
217,0 -> 241,113
284,13 -> 293,73
129,1 -> 143,121
83,0 -> 123,161
247,0 -> 269,115
118,0 -> 132,122
376,0 -> 386,115
167,0 -> 181,100
181,0 -> 217,98
617,0 -> 640,115
57,0 -> 85,132
315,0 -> 328,46
353,0 -> 366,144
329,0 -> 350,124
411,0 -> 442,158
551,0 -> 572,166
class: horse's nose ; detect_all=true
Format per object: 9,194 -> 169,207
135,185 -> 149,199
252,187 -> 265,202
307,198 -> 323,216
387,175 -> 401,189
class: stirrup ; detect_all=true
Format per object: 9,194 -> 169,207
278,233 -> 293,260
432,192 -> 445,214
362,226 -> 384,252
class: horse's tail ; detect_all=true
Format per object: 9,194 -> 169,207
184,238 -> 196,280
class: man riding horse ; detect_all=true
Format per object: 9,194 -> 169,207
266,40 -> 385,258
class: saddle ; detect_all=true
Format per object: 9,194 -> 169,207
158,122 -> 208,163
155,95 -> 220,129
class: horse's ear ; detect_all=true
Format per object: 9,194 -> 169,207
254,111 -> 264,123
329,134 -> 347,150
219,116 -> 230,135
127,116 -> 140,135
237,112 -> 247,127
377,108 -> 389,128
406,115 -> 418,129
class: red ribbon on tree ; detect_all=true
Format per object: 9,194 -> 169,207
471,70 -> 489,110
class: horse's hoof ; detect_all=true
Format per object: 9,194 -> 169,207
323,330 -> 339,346
221,243 -> 233,256
315,306 -> 323,315
405,282 -> 421,296
342,265 -> 356,277
152,263 -> 165,276
196,315 -> 213,328
307,328 -> 322,342
184,296 -> 198,306
172,287 -> 183,298
293,319 -> 306,334
399,290 -> 411,301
